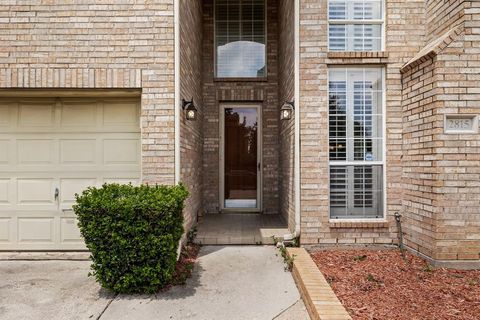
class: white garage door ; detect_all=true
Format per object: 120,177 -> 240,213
0,97 -> 141,250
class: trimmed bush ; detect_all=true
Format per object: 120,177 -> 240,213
74,183 -> 189,294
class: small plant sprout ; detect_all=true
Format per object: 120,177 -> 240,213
354,255 -> 367,262
422,264 -> 434,273
278,243 -> 295,272
187,226 -> 198,243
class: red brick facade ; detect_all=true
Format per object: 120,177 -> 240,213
0,2 -> 176,186
297,0 -> 425,247
278,0 -> 296,231
401,1 -> 480,266
201,0 -> 280,214
180,0 -> 204,232
0,0 -> 478,266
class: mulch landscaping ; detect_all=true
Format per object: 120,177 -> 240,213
310,249 -> 480,320
162,243 -> 201,291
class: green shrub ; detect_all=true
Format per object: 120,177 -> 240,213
74,183 -> 189,294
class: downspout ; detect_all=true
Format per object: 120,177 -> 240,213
285,0 -> 301,242
294,0 -> 301,238
174,0 -> 181,185
174,0 -> 182,259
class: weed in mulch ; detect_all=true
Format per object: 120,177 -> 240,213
311,249 -> 480,320
365,273 -> 382,284
325,275 -> 336,285
354,255 -> 367,262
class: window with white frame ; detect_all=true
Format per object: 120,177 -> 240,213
328,0 -> 384,51
329,67 -> 384,219
215,0 -> 266,78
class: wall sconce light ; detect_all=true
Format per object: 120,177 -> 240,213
280,101 -> 295,121
182,98 -> 198,121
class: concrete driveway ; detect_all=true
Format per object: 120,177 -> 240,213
0,260 -> 112,320
0,246 -> 309,320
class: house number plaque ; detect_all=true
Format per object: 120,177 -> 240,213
444,115 -> 478,134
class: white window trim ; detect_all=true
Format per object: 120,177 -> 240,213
327,66 -> 387,220
327,0 -> 386,52
213,0 -> 268,79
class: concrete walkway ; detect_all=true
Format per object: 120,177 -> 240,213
0,246 -> 310,320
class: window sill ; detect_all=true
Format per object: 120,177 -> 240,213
213,77 -> 268,83
327,51 -> 389,59
329,219 -> 388,228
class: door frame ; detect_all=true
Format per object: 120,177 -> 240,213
219,103 -> 263,212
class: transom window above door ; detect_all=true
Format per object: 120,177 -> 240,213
215,0 -> 266,78
328,0 -> 384,51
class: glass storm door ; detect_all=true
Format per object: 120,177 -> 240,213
220,105 -> 261,211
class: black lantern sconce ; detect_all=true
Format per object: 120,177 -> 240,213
280,101 -> 295,121
182,98 -> 198,121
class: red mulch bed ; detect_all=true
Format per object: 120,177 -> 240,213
161,243 -> 201,291
310,249 -> 480,320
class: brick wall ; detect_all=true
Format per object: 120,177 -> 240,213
0,2 -> 176,185
298,0 -> 426,246
435,28 -> 480,261
426,0 -> 466,43
201,0 -> 280,214
180,0 -> 203,232
401,56 -> 440,259
401,1 -> 480,264
278,0 -> 295,231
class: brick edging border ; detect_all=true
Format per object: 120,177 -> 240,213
286,247 -> 352,320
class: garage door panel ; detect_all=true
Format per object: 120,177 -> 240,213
103,101 -> 139,126
104,139 -> 140,165
0,218 -> 11,242
60,139 -> 97,165
0,139 -> 11,164
18,103 -> 55,127
60,217 -> 84,244
17,139 -> 55,165
60,178 -> 97,207
0,104 -> 15,128
60,102 -> 97,127
0,179 -> 11,205
17,179 -> 55,205
0,97 -> 140,250
17,217 -> 55,243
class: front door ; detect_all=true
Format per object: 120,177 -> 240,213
220,104 -> 261,211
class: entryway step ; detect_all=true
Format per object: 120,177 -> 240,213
195,234 -> 285,245
194,213 -> 289,245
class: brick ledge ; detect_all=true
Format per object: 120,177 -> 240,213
327,51 -> 388,59
287,247 -> 352,320
329,221 -> 389,228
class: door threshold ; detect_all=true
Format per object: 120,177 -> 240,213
219,210 -> 263,214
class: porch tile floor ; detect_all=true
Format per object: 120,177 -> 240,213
194,214 -> 289,245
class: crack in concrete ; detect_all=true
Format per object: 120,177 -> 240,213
96,294 -> 118,320
272,299 -> 304,319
